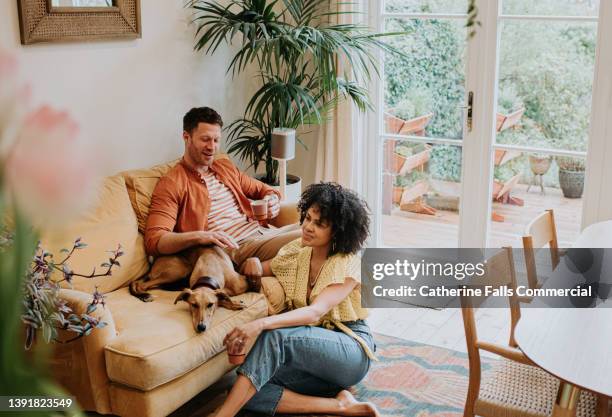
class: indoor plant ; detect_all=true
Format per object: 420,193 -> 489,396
188,0 -> 401,185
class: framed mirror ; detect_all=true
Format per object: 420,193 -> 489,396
17,0 -> 141,45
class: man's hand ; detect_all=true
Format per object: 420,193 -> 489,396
266,194 -> 280,219
197,230 -> 239,249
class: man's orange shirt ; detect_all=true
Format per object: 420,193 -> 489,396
144,158 -> 280,256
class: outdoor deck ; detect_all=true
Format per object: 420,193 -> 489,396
382,184 -> 583,248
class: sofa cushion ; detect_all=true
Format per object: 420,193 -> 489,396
104,287 -> 268,391
121,155 -> 229,234
40,175 -> 149,294
121,160 -> 179,234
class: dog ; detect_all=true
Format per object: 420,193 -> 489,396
129,245 -> 261,333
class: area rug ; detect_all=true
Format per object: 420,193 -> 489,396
240,333 -> 497,417
346,333 -> 496,417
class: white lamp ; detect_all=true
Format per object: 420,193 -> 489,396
271,128 -> 296,201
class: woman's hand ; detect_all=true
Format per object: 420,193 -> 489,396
224,320 -> 264,355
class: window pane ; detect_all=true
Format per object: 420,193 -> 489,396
384,18 -> 466,139
496,21 -> 597,153
502,0 -> 599,17
385,0 -> 468,14
488,18 -> 596,247
382,140 -> 462,248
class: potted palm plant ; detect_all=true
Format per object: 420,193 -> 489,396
188,0 -> 400,190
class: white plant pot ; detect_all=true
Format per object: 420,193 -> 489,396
256,174 -> 302,203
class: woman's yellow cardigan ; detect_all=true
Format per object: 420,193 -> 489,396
270,238 -> 377,360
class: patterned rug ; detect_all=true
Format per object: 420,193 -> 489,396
347,333 -> 496,417
239,333 -> 497,417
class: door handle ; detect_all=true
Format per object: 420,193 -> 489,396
459,91 -> 474,132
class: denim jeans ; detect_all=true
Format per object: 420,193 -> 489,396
237,320 -> 376,416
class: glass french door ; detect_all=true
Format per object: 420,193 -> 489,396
370,0 -> 603,248
376,0 -> 469,248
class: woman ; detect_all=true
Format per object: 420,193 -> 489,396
214,182 -> 379,417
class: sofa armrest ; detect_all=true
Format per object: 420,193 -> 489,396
269,202 -> 299,227
51,289 -> 117,414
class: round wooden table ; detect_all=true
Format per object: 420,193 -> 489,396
515,221 -> 612,417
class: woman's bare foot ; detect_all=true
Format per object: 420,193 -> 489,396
336,390 -> 381,417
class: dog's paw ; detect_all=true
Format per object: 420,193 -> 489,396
137,294 -> 154,303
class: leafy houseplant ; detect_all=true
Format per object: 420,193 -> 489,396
22,239 -> 123,350
189,0 -> 401,184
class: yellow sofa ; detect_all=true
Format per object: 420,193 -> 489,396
42,159 -> 298,417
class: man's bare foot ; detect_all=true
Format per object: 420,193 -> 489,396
336,390 -> 380,417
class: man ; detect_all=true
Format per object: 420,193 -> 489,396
144,107 -> 300,269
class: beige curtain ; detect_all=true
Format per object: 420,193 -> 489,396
314,2 -> 362,189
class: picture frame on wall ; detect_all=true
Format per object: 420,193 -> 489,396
16,0 -> 141,45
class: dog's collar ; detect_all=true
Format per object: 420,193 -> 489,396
191,276 -> 221,291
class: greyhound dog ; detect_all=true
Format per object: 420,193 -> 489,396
129,245 -> 261,333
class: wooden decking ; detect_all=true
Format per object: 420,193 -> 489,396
382,184 -> 582,248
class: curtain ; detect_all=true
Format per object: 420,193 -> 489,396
314,1 -> 364,191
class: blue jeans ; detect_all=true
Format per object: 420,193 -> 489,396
236,320 -> 375,416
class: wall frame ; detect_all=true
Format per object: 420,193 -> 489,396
17,0 -> 141,45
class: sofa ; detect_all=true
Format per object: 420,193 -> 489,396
41,157 -> 297,417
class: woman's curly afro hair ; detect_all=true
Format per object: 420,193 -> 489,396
297,182 -> 370,256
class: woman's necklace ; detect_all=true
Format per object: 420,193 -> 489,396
309,260 -> 325,289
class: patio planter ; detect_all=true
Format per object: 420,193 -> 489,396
393,186 -> 403,204
387,146 -> 431,174
529,155 -> 552,175
391,152 -> 408,174
558,169 -> 584,199
384,112 -> 434,136
425,194 -> 459,211
496,107 -> 525,132
385,113 -> 405,134
398,113 -> 434,136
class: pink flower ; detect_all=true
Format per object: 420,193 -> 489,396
4,106 -> 98,225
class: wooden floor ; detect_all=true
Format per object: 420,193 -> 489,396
382,184 -> 582,248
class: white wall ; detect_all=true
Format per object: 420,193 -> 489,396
0,0 -> 255,175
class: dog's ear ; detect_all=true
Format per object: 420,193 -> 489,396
215,289 -> 244,310
174,289 -> 193,304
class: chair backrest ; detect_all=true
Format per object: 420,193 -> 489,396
460,247 -> 532,417
522,209 -> 559,291
461,247 -> 522,351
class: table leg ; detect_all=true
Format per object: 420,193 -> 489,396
552,382 -> 581,417
597,394 -> 610,417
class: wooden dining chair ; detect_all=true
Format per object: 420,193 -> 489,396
522,209 -> 560,292
461,247 -> 598,417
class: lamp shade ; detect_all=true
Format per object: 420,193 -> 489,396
271,128 -> 296,160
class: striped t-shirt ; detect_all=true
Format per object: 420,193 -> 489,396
201,170 -> 262,242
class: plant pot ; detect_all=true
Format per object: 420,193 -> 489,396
529,155 -> 552,176
391,152 -> 407,173
558,169 -> 584,199
255,173 -> 302,203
